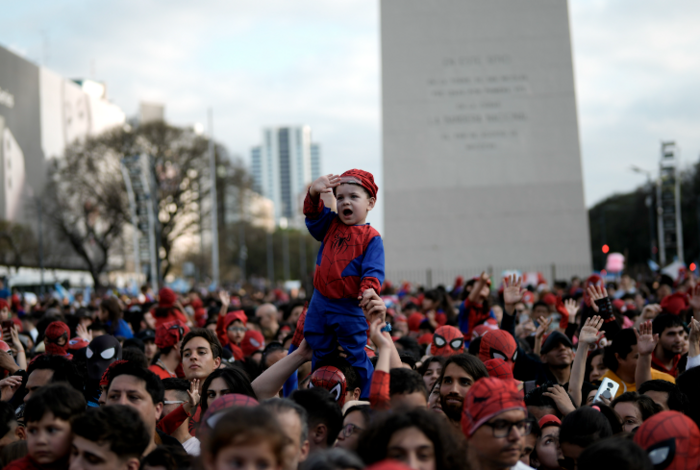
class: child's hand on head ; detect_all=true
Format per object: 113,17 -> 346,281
310,174 -> 341,197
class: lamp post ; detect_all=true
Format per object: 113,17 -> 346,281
631,166 -> 657,263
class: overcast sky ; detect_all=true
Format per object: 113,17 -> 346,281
3,0 -> 700,235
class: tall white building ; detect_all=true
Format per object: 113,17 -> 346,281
251,126 -> 322,227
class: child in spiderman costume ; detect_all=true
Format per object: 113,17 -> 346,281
303,169 -> 384,398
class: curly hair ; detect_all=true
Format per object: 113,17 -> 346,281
356,408 -> 467,470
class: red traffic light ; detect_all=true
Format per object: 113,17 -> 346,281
602,245 -> 610,254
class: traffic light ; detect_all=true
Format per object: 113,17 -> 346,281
602,245 -> 610,254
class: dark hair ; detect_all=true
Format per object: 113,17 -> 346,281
291,387 -> 343,447
603,329 -> 637,371
106,361 -> 164,405
123,338 -> 145,353
468,336 -> 482,356
122,348 -> 149,369
584,348 -> 605,382
343,404 -> 372,423
524,382 -> 560,417
26,354 -> 84,393
261,342 -> 285,370
395,337 -> 422,362
181,328 -> 223,360
595,403 -> 624,435
652,313 -> 684,337
390,368 -> 428,399
162,378 -> 190,402
357,408 -> 467,470
100,298 -> 123,335
139,445 -> 190,470
72,405 -> 150,460
206,407 -> 289,463
200,367 -> 256,413
438,353 -> 489,385
559,406 -> 613,448
398,352 -> 417,369
577,437 -> 652,470
676,367 -> 700,428
638,379 -> 687,412
25,383 -> 86,423
532,301 -> 549,312
611,392 -> 661,422
301,448 -> 365,470
0,401 -> 17,438
261,398 -> 309,444
417,356 -> 446,378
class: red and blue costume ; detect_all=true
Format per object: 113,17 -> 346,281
303,176 -> 384,398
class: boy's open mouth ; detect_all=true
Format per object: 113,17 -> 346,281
343,208 -> 353,216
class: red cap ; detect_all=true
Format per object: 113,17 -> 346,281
538,414 -> 561,430
461,377 -> 525,437
240,330 -> 265,357
339,169 -> 378,200
0,299 -> 9,311
542,293 -> 557,306
417,333 -> 434,345
158,287 -> 177,308
155,320 -> 190,349
484,358 -> 514,380
612,299 -> 626,311
407,312 -> 425,332
660,292 -> 689,316
223,310 -> 247,330
68,337 -> 90,350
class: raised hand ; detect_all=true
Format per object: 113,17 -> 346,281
542,384 -> 576,416
634,320 -> 658,356
564,299 -> 580,320
690,285 -> 700,314
587,285 -> 608,313
184,379 -> 200,415
503,275 -> 523,306
579,315 -> 603,346
535,316 -> 553,339
219,290 -> 230,314
369,318 -> 393,351
310,174 -> 341,197
688,318 -> 700,358
0,375 -> 22,401
360,289 -> 386,323
76,323 -> 92,341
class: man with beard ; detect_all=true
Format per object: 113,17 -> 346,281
650,314 -> 685,377
438,354 -> 489,428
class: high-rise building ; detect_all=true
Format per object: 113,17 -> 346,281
251,126 -> 322,226
380,0 -> 591,284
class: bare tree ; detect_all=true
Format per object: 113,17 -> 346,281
44,121 -> 211,286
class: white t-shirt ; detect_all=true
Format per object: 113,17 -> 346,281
512,462 -> 534,470
182,436 -> 201,456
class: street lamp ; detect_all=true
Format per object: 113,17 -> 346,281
630,166 -> 657,263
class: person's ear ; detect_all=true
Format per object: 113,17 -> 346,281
155,402 -> 164,421
15,425 -> 25,440
352,387 -> 361,401
313,423 -> 327,445
299,439 -> 310,463
214,356 -> 222,369
125,457 -> 141,470
367,197 -> 376,210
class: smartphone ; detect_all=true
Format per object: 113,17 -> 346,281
2,320 -> 14,339
593,377 -> 620,403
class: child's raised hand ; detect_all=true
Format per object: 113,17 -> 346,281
310,174 -> 341,197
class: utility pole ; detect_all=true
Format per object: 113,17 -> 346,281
208,109 -> 220,288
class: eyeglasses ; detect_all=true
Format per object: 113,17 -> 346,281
227,326 -> 246,333
163,400 -> 186,405
339,423 -> 363,438
482,419 -> 532,438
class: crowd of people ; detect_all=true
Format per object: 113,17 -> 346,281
0,169 -> 699,470
0,268 -> 698,470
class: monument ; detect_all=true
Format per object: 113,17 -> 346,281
381,0 -> 591,284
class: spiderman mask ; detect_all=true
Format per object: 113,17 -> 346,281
309,366 -> 347,406
432,326 -> 464,357
479,330 -> 517,369
634,411 -> 700,470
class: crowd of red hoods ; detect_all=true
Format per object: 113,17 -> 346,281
0,269 -> 699,470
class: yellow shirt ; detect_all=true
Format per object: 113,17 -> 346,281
600,368 -> 675,399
